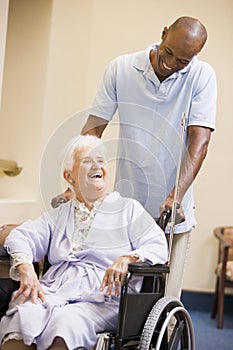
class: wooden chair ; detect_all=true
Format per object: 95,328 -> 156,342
211,226 -> 233,328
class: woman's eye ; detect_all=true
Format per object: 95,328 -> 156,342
96,158 -> 105,164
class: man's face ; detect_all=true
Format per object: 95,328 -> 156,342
154,27 -> 200,79
69,146 -> 108,203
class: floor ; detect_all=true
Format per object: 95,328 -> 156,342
189,310 -> 233,350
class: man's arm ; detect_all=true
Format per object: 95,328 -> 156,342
81,114 -> 109,137
160,125 -> 211,221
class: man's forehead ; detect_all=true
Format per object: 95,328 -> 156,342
165,28 -> 200,57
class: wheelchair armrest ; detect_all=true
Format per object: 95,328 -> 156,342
0,246 -> 9,260
128,262 -> 169,275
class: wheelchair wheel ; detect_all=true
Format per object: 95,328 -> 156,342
139,296 -> 195,350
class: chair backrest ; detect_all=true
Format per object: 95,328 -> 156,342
214,226 -> 233,284
222,227 -> 233,260
215,227 -> 233,263
0,224 -> 18,246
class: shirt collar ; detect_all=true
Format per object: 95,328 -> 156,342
133,43 -> 196,79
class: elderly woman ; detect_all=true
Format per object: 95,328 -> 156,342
0,135 -> 168,350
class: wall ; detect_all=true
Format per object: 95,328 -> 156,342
0,0 -> 233,292
0,0 -> 9,108
0,0 -> 53,222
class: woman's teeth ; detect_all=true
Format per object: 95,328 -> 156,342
90,173 -> 102,179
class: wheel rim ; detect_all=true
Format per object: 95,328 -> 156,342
139,296 -> 195,350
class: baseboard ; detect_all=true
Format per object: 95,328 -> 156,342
181,290 -> 233,314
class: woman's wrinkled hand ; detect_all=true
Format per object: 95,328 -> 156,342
100,255 -> 137,297
12,263 -> 46,304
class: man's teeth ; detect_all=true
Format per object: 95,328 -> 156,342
163,61 -> 172,70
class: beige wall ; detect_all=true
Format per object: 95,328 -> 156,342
0,0 -> 233,292
0,0 -> 9,108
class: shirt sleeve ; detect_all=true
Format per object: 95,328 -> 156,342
188,62 -> 217,131
4,210 -> 55,263
89,58 -> 118,121
9,253 -> 33,281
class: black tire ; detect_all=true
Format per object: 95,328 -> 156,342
139,296 -> 195,350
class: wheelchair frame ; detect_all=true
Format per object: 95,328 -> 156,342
95,261 -> 195,350
95,191 -> 195,350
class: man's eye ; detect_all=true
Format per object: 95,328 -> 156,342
165,49 -> 172,55
179,60 -> 189,65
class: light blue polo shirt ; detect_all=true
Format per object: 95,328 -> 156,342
89,44 -> 217,233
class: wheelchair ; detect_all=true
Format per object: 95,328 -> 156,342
0,211 -> 195,350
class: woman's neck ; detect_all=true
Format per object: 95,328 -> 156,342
75,193 -> 107,211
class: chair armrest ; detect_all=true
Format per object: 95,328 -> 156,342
128,262 -> 169,275
0,247 -> 11,279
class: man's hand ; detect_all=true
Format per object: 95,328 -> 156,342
160,196 -> 185,225
100,255 -> 138,297
12,263 -> 46,304
51,188 -> 73,208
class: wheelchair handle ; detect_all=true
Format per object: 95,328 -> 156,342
156,209 -> 172,232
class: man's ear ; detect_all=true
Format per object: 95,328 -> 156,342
161,26 -> 168,40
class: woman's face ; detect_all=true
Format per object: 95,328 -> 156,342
66,146 -> 108,205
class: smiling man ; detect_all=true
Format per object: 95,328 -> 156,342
150,17 -> 207,81
78,16 -> 217,301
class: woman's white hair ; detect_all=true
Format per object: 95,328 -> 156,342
62,134 -> 107,172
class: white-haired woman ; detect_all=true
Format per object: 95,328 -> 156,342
0,135 -> 168,350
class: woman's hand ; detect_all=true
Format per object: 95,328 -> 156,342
100,255 -> 138,297
12,263 -> 46,304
